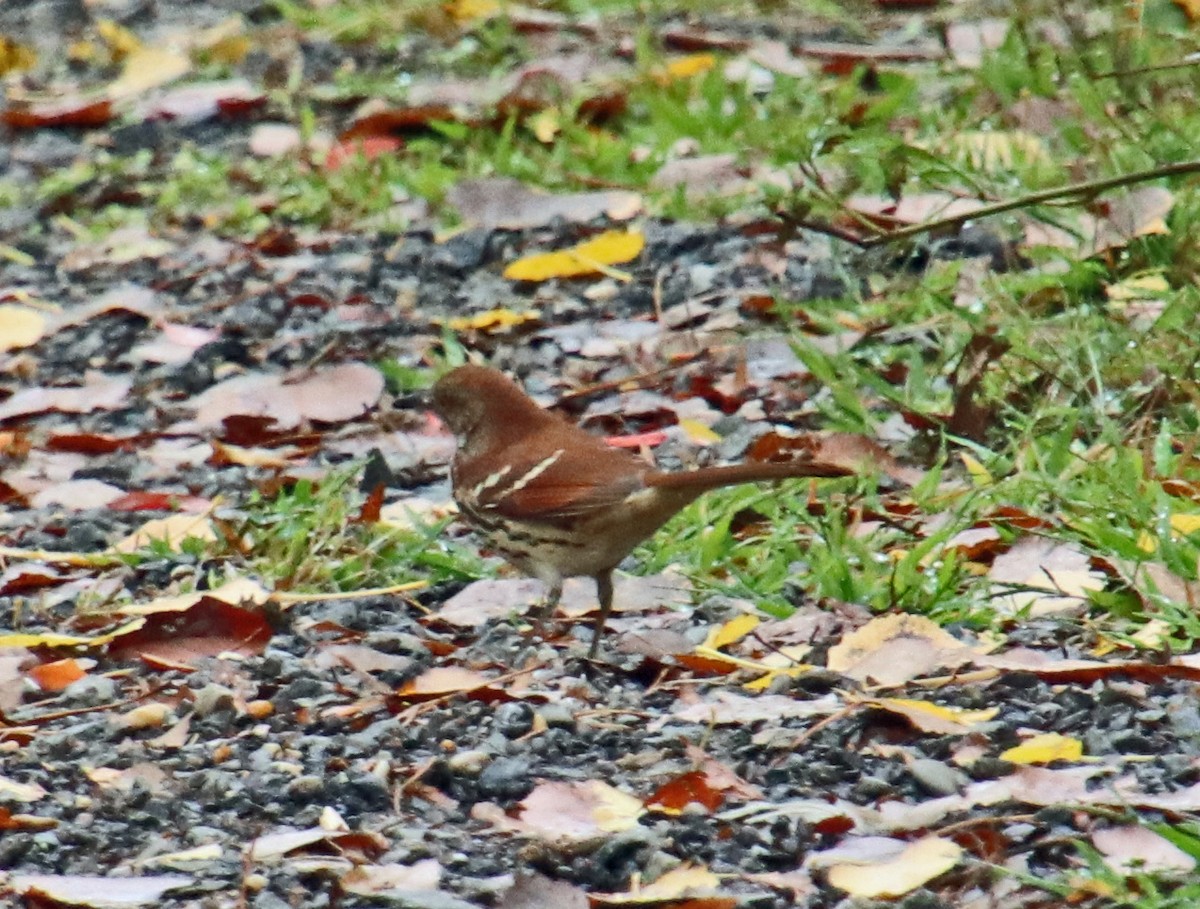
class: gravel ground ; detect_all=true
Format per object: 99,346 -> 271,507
3,2 -> 1200,907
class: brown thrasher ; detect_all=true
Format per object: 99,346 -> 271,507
431,365 -> 849,656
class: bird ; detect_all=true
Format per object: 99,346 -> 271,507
431,364 -> 851,657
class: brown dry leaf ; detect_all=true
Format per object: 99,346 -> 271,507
2,96 -> 115,129
396,666 -> 495,699
182,362 -> 384,431
988,537 -> 1105,616
503,230 -> 644,281
448,178 -> 642,230
592,864 -> 726,905
746,431 -> 922,485
248,827 -> 387,861
0,807 -> 57,832
645,770 -> 727,815
516,780 -> 645,844
340,859 -> 443,895
106,597 -> 273,667
825,835 -> 962,898
1024,187 -> 1174,257
826,614 -> 974,686
0,304 -> 45,351
314,644 -> 414,676
119,577 -> 270,616
433,578 -> 546,627
0,372 -> 132,421
1093,825 -> 1197,874
8,873 -> 192,907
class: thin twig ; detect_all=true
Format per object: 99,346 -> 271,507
787,159 -> 1200,249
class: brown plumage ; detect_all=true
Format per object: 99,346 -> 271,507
432,364 -> 848,656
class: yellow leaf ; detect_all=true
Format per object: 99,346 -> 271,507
0,304 -> 46,351
623,863 -> 720,900
959,451 -> 993,486
1105,273 -> 1170,303
528,107 -> 561,144
445,0 -> 500,22
445,307 -> 540,333
1001,732 -> 1083,765
106,45 -> 192,100
828,835 -> 962,898
0,632 -> 99,648
0,37 -> 36,75
657,53 -> 716,83
503,230 -> 645,282
704,613 -> 760,650
864,697 -> 999,733
742,666 -> 810,691
97,19 -> 142,58
678,418 -> 721,445
1138,513 -> 1200,553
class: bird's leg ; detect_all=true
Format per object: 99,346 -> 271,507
528,578 -> 563,629
588,571 -> 615,658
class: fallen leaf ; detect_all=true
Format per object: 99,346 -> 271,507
0,304 -> 45,351
113,513 -> 217,554
0,372 -> 132,421
503,230 -> 644,281
1093,825 -> 1197,874
9,874 -> 192,907
1000,732 -> 1084,765
826,614 -> 973,686
516,780 -> 645,844
592,864 -> 725,905
988,537 -> 1105,616
825,835 -> 962,898
861,697 -> 998,734
182,362 -> 384,431
340,859 -> 443,894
